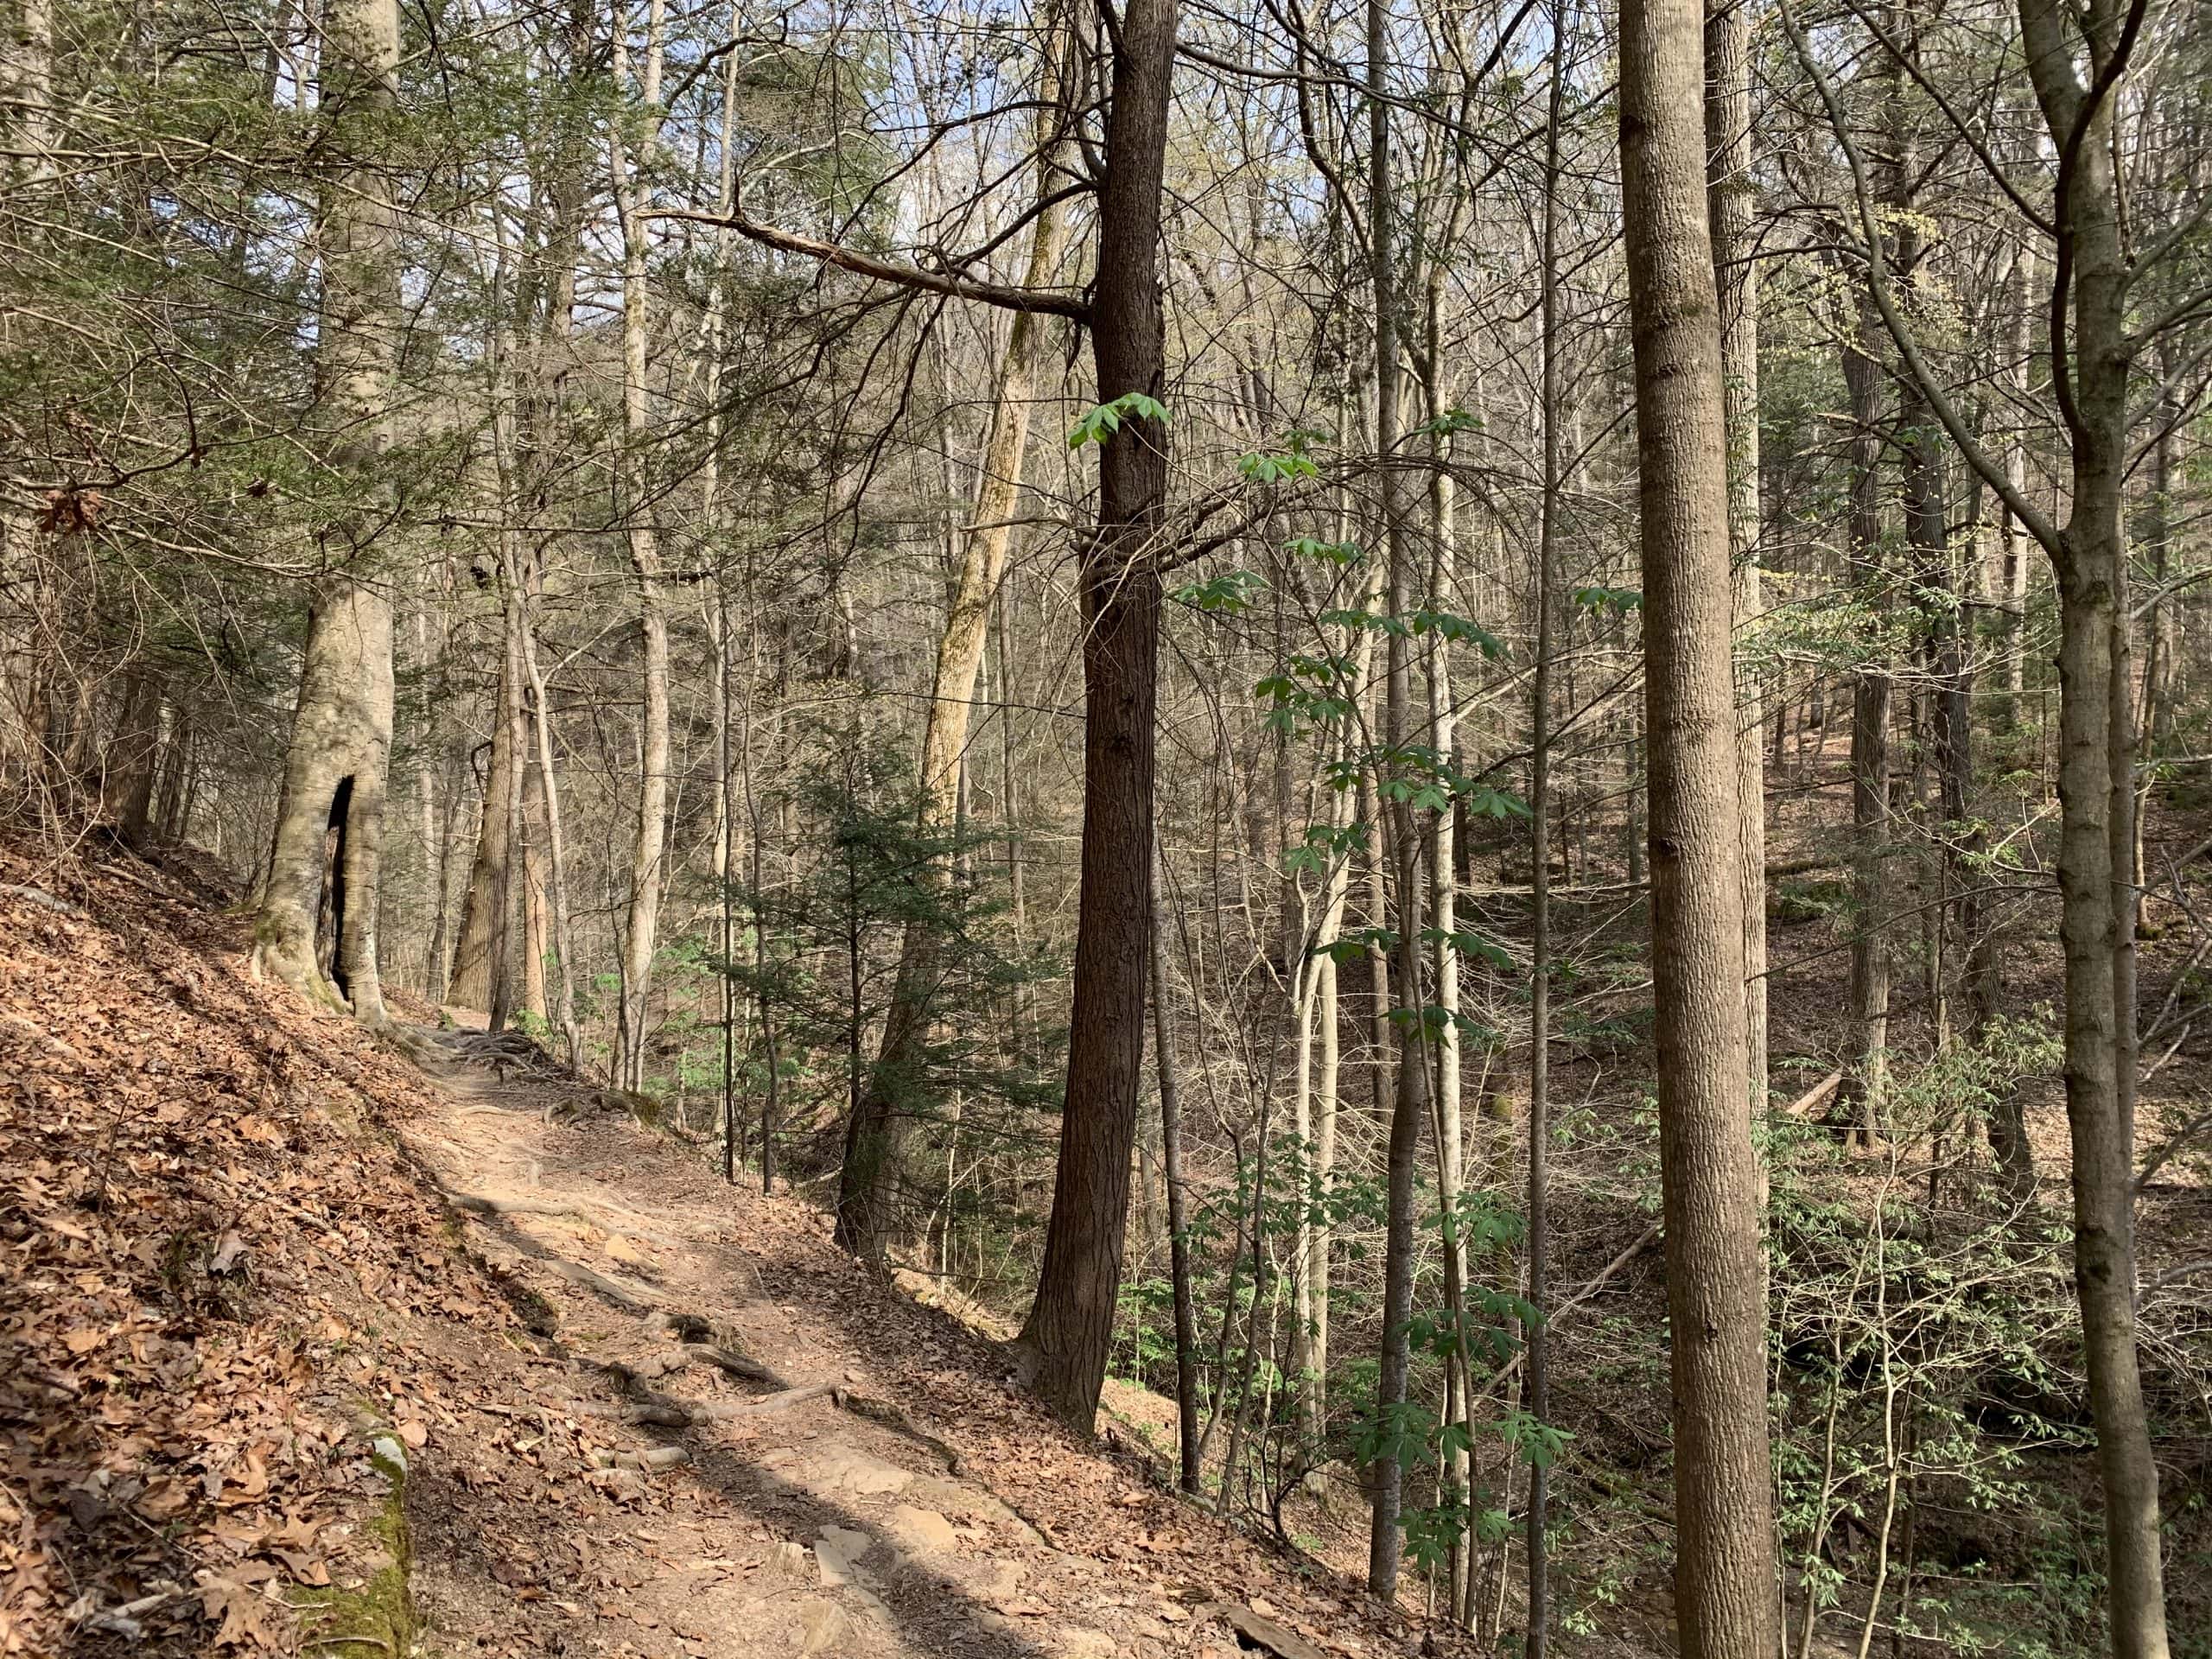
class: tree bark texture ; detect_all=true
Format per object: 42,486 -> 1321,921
1011,0 -> 1177,1433
448,586 -> 525,1017
251,0 -> 400,1028
1707,0 -> 1764,1119
1620,0 -> 1780,1648
2018,3 -> 2170,1641
612,14 -> 669,1094
1366,0 -> 1429,1595
1841,302 -> 1891,1137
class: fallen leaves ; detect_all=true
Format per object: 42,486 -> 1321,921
0,848 -> 509,1654
197,1572 -> 285,1649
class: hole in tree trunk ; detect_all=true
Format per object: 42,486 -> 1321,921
319,776 -> 356,1001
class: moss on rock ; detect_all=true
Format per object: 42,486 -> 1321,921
294,1438 -> 416,1656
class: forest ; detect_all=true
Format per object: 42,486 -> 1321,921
1,0 -> 2209,1649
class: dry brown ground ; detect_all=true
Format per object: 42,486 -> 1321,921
0,837 -> 1525,1659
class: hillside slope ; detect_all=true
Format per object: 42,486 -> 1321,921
0,845 -> 1500,1659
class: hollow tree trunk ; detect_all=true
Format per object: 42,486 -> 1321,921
251,0 -> 399,1028
1620,0 -> 1779,1648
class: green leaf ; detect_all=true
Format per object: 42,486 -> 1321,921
1238,450 -> 1320,485
1068,391 -> 1171,448
1171,569 -> 1268,613
1286,535 -> 1364,567
1572,583 -> 1643,616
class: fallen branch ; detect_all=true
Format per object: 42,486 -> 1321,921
595,1382 -> 838,1427
839,1391 -> 965,1474
1781,1070 -> 1844,1118
1486,1222 -> 1662,1392
1,883 -> 86,918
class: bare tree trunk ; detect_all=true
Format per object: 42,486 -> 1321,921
1010,0 -> 1178,1433
1995,229 -> 2036,733
251,0 -> 399,1029
512,561 -> 582,1066
1291,711 -> 1356,1450
103,671 -> 162,845
2030,18 -> 2169,1637
1707,0 -> 1764,1121
612,1 -> 668,1093
521,752 -> 550,1024
1841,300 -> 1891,1139
1789,0 -> 2170,1639
1526,23 -> 1565,1643
1151,852 -> 1202,1493
1420,295 -> 1478,1615
1364,0 -> 1430,1593
1620,0 -> 1778,1648
448,588 -> 524,1019
836,28 -> 1072,1258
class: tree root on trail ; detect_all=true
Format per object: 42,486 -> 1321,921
447,1188 -> 691,1249
580,1376 -> 836,1427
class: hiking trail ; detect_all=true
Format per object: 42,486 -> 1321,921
388,1022 -> 1374,1659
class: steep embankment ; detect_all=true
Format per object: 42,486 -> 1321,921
0,846 -> 1481,1659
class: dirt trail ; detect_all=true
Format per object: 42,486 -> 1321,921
391,1026 -> 1385,1659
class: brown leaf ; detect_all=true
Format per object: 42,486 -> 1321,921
273,1549 -> 330,1587
198,1574 -> 282,1649
207,1231 -> 246,1274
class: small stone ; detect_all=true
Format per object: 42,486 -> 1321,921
814,1526 -> 874,1587
797,1599 -> 850,1656
887,1504 -> 959,1558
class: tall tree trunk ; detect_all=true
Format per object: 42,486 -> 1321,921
1841,297 -> 1891,1139
1707,0 -> 1764,1121
1291,728 -> 1355,1446
102,671 -> 162,845
1364,0 -> 1432,1594
1994,187 -> 2037,734
612,1 -> 669,1093
1421,297 -> 1478,1617
1619,0 -> 1779,1649
836,31 -> 1073,1258
2024,6 -> 2169,1637
251,0 -> 399,1028
1009,0 -> 1178,1433
448,588 -> 524,1019
1526,21 -> 1565,1644
1151,852 -> 1202,1494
